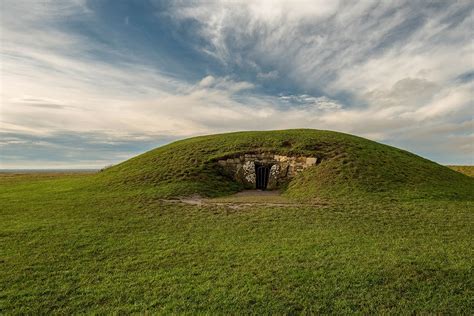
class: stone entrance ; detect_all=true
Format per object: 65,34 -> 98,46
256,164 -> 270,190
217,152 -> 319,190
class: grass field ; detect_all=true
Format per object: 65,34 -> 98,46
1,172 -> 473,314
1,130 -> 473,313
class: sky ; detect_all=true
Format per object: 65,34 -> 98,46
0,0 -> 473,168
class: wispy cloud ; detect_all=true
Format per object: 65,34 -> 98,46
0,0 -> 472,168
165,0 -> 474,163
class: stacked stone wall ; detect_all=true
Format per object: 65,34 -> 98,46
217,153 -> 318,189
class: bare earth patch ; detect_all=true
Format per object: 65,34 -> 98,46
161,190 -> 327,209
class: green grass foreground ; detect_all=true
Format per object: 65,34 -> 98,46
1,172 -> 473,314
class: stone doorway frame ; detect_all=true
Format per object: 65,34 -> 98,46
255,164 -> 271,190
216,153 -> 319,190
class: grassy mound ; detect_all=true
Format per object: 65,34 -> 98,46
98,129 -> 473,200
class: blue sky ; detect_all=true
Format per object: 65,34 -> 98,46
1,0 -> 473,168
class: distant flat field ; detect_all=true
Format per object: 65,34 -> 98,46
1,172 -> 473,314
448,165 -> 474,177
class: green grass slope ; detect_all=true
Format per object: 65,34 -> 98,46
98,129 -> 473,200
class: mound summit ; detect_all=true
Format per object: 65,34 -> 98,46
99,129 -> 473,200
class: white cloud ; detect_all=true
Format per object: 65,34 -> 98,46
163,0 -> 473,162
195,76 -> 255,93
1,0 -> 473,167
279,95 -> 342,111
257,70 -> 279,80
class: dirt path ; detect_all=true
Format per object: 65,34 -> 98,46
160,190 -> 327,209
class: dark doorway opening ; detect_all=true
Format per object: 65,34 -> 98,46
256,165 -> 270,190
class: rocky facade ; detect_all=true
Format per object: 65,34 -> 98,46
217,153 -> 318,189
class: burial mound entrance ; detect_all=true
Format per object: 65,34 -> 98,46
217,153 -> 319,190
256,164 -> 270,190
